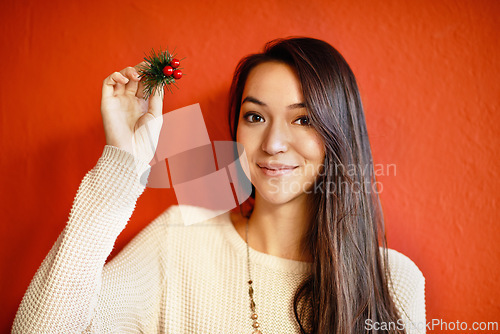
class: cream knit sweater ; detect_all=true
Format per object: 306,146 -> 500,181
12,145 -> 426,333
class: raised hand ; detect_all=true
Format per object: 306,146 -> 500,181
100,62 -> 163,164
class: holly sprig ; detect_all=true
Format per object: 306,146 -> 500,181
138,48 -> 184,99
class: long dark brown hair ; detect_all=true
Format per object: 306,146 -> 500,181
228,37 -> 405,334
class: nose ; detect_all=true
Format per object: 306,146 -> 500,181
261,121 -> 289,155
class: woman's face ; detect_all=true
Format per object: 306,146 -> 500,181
236,61 -> 325,205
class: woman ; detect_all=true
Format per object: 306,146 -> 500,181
13,37 -> 425,333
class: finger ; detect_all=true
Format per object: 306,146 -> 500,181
134,61 -> 149,99
134,61 -> 148,72
120,66 -> 140,95
136,79 -> 146,99
102,72 -> 129,98
135,78 -> 161,100
148,86 -> 165,118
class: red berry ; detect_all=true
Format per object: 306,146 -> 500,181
163,66 -> 173,76
173,69 -> 182,79
171,58 -> 180,68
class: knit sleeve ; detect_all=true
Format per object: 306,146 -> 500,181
83,213 -> 169,333
12,145 -> 158,334
386,249 -> 426,334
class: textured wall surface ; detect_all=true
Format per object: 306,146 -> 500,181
1,0 -> 498,331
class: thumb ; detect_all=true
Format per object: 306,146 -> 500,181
133,112 -> 163,163
148,86 -> 165,118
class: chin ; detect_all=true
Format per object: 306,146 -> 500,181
250,169 -> 315,206
254,186 -> 307,206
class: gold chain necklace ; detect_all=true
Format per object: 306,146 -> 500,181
245,219 -> 262,333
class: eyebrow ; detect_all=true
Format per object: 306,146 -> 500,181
242,96 -> 306,109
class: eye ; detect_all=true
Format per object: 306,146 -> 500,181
243,112 -> 265,123
293,116 -> 311,126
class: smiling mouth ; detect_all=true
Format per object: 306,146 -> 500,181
257,164 -> 298,176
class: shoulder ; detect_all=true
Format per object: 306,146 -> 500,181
383,248 -> 425,300
383,248 -> 426,330
130,204 -> 230,254
145,205 -> 231,241
384,248 -> 425,287
145,205 -> 233,264
153,204 -> 230,226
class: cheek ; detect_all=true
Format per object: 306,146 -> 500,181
299,133 -> 325,164
236,125 -> 256,161
235,122 -> 241,141
236,124 -> 259,148
235,125 -> 246,146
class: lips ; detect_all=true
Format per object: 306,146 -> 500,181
257,162 -> 298,176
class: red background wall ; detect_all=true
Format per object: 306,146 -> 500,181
1,0 -> 498,331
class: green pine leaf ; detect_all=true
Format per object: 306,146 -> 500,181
137,48 -> 183,99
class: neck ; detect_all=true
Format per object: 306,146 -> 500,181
234,193 -> 313,263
